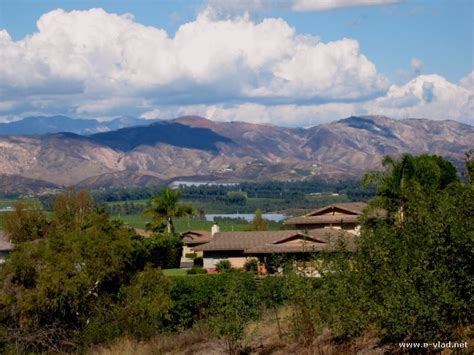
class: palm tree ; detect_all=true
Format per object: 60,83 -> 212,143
362,154 -> 458,224
145,188 -> 195,234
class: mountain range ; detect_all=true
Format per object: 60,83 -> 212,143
0,116 -> 159,136
0,115 -> 472,193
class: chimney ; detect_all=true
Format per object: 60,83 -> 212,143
211,223 -> 220,237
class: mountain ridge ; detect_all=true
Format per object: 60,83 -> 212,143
0,116 -> 160,136
0,115 -> 472,192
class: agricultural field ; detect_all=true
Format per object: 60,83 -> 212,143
113,214 -> 281,233
0,198 -> 17,209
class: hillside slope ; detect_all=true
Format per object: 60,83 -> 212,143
0,115 -> 472,190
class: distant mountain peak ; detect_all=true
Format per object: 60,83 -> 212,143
0,115 -> 160,136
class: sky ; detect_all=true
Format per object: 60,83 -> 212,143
0,0 -> 472,126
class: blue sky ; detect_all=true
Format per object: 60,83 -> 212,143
0,0 -> 472,126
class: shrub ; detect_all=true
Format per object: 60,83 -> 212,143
0,208 -> 139,352
215,260 -> 232,273
141,234 -> 183,269
193,256 -> 203,267
264,253 -> 293,274
115,267 -> 171,338
243,258 -> 258,273
207,273 -> 260,354
185,253 -> 197,259
166,273 -> 261,333
257,276 -> 288,339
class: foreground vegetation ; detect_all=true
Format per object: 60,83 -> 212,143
0,153 -> 472,354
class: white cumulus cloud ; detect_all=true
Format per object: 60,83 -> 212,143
459,71 -> 474,91
0,7 -> 471,126
0,7 -> 387,119
364,74 -> 474,123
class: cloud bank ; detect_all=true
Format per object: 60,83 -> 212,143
0,8 -> 472,126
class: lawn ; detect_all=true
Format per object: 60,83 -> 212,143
162,268 -> 187,276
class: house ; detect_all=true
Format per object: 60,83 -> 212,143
180,223 -> 219,267
283,202 -> 369,234
195,228 -> 354,270
187,202 -> 379,271
0,232 -> 13,264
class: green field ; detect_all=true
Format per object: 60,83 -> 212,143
0,199 -> 17,209
113,214 -> 277,233
106,199 -> 148,206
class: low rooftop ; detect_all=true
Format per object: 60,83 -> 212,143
284,202 -> 368,226
181,230 -> 213,245
195,229 -> 355,254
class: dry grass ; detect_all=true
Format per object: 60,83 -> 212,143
89,307 -> 397,355
90,326 -> 217,355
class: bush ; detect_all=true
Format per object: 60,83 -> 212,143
82,267 -> 171,344
193,256 -> 203,267
185,253 -> 197,259
140,234 -> 183,269
215,260 -> 232,273
166,273 -> 261,333
115,267 -> 171,338
263,253 -> 293,274
0,190 -> 177,353
243,258 -> 258,273
0,208 -> 140,352
207,273 -> 260,354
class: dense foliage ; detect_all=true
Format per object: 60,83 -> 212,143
295,154 -> 474,344
0,190 -> 178,353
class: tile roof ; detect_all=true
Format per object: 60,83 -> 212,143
284,214 -> 360,225
284,202 -> 368,225
181,230 -> 213,245
195,228 -> 352,253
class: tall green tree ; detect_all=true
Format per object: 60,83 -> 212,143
52,188 -> 92,231
145,188 -> 194,234
3,201 -> 48,243
251,208 -> 268,231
